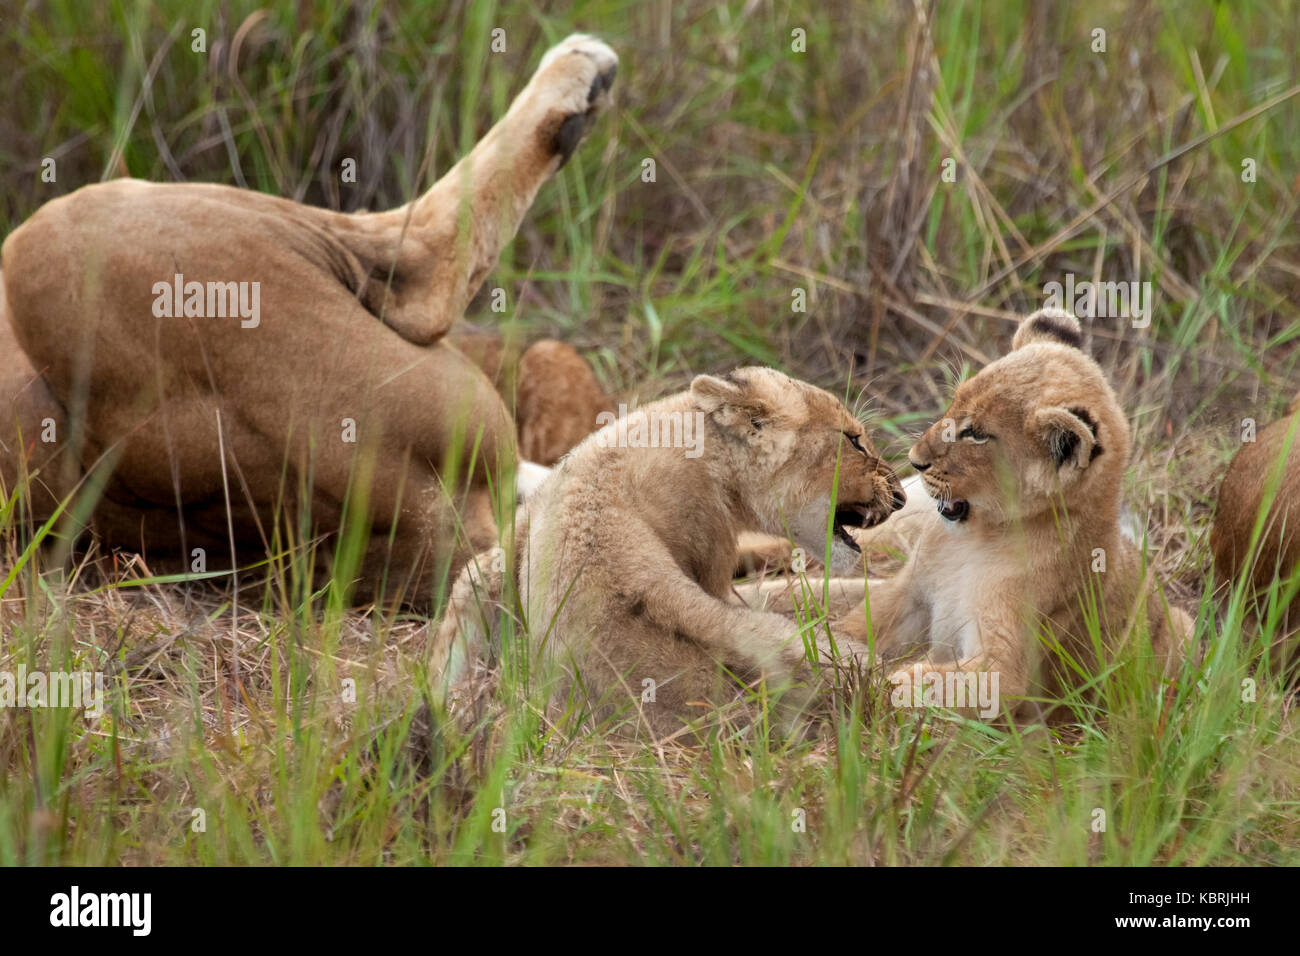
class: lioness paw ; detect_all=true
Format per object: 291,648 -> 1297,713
530,34 -> 618,163
537,34 -> 619,89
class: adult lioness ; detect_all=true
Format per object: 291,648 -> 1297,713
1211,389 -> 1300,673
430,368 -> 906,737
1,35 -> 615,603
832,309 -> 1193,719
0,311 -> 608,521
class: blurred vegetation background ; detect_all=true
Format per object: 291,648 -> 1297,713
4,0 -> 1297,425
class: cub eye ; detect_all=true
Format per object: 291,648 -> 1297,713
957,425 -> 989,443
843,432 -> 867,454
751,417 -> 765,431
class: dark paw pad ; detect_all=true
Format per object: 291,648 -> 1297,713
587,63 -> 617,103
553,112 -> 591,166
547,64 -> 616,168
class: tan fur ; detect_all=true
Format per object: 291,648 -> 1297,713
1211,389 -> 1300,671
0,35 -> 616,599
733,531 -> 798,575
430,367 -> 905,737
834,309 -> 1193,719
0,291 -> 76,519
445,326 -> 613,467
513,340 -> 614,466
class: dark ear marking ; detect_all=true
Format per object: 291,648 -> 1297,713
1068,406 -> 1104,460
1038,405 -> 1099,469
1051,428 -> 1079,467
1012,308 -> 1085,351
1032,316 -> 1083,349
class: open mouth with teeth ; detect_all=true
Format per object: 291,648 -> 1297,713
833,504 -> 873,553
937,499 -> 969,522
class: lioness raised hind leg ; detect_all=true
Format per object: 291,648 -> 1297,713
341,33 -> 619,346
0,36 -> 617,605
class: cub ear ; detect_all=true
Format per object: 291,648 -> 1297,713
690,372 -> 768,429
1035,405 -> 1101,471
690,373 -> 746,413
1012,308 -> 1083,352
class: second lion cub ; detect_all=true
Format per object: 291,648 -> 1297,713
836,309 -> 1194,718
431,367 -> 905,736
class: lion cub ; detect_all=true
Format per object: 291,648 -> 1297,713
431,367 -> 905,736
836,309 -> 1193,718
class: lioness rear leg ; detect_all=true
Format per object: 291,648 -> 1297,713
363,35 -> 618,345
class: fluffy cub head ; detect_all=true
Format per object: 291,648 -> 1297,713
907,309 -> 1131,528
690,367 -> 904,571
